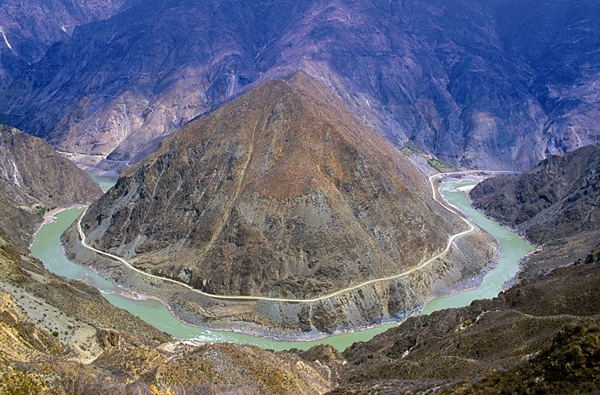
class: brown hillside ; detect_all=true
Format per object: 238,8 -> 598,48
470,145 -> 600,278
81,72 -> 460,298
0,125 -> 102,249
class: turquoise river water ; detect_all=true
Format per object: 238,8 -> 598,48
30,179 -> 533,351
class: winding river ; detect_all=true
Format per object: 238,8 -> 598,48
30,177 -> 533,351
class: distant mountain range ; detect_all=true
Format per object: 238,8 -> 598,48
0,0 -> 139,88
1,0 -> 598,171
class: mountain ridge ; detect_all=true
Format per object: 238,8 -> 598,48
470,144 -> 600,278
1,0 -> 598,172
0,0 -> 140,89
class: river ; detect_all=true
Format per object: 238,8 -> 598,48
30,178 -> 533,351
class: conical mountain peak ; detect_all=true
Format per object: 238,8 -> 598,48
82,73 -> 455,298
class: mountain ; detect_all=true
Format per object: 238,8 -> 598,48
63,73 -> 500,334
470,144 -> 600,278
489,0 -> 600,157
1,101 -> 597,394
0,124 -> 102,249
1,0 -> 598,172
79,72 -> 460,298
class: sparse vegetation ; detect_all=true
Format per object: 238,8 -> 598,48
404,140 -> 425,155
462,318 -> 474,328
428,157 -> 452,171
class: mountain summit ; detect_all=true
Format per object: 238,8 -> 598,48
80,73 -> 458,298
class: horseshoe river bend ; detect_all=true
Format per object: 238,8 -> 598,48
30,175 -> 533,351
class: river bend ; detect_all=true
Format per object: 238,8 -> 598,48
31,177 -> 533,351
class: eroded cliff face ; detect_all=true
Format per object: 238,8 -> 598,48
1,0 -> 598,171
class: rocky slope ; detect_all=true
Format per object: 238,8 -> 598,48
0,235 -> 171,365
0,210 -> 339,395
0,124 -> 102,249
0,123 -> 339,394
329,253 -> 600,394
489,0 -> 600,157
0,123 -> 160,367
5,236 -> 599,393
1,0 -> 598,171
470,145 -> 600,278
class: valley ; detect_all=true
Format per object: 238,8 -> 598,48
17,164 -> 597,394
